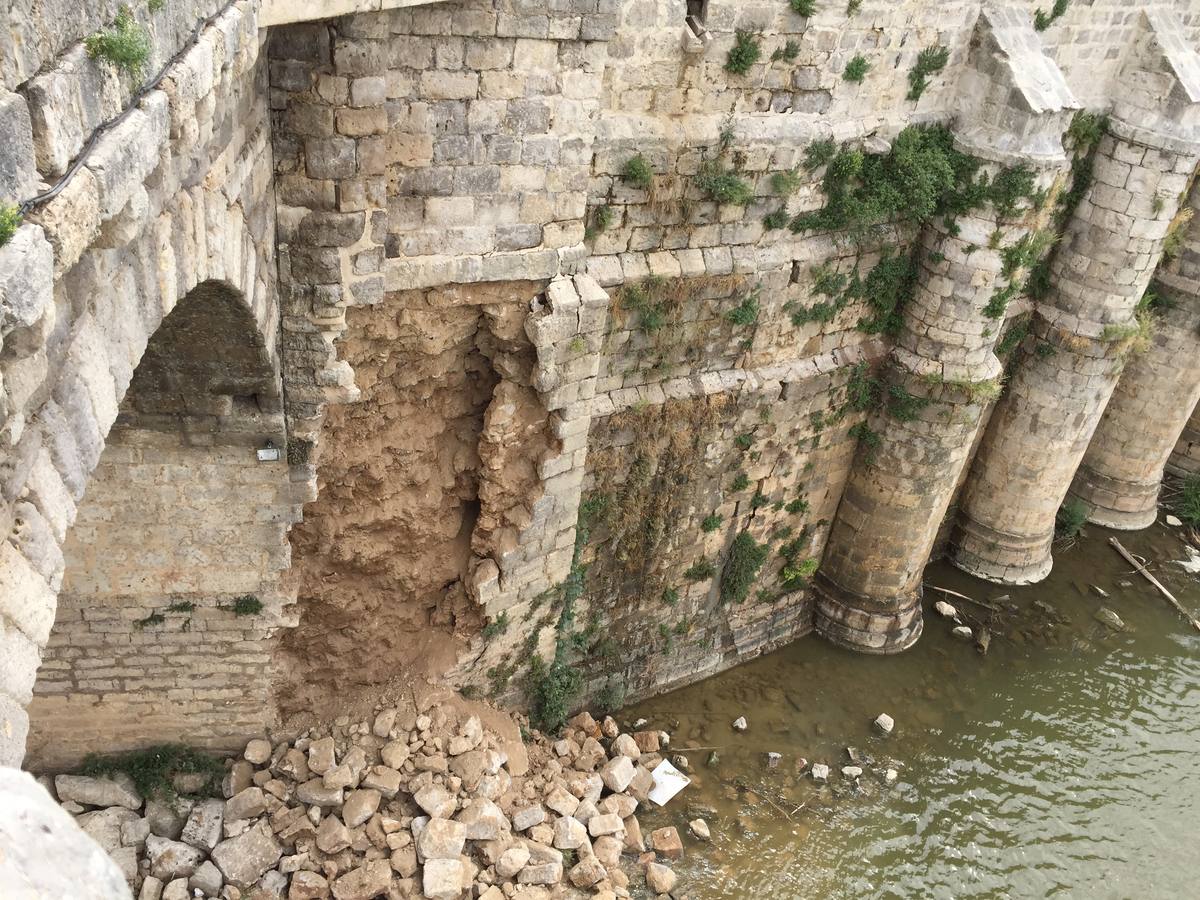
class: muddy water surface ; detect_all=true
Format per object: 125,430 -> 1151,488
621,522 -> 1200,899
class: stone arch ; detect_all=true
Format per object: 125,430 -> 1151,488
24,278 -> 297,769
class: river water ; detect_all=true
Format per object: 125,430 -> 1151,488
621,521 -> 1200,899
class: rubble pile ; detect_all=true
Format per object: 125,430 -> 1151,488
42,701 -> 691,900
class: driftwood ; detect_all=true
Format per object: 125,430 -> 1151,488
927,584 -> 1005,614
1109,536 -> 1200,633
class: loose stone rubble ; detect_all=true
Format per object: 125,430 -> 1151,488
41,701 -> 694,899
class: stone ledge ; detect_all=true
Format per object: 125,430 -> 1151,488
260,0 -> 448,28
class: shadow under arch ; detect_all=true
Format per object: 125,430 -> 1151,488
25,279 -> 297,770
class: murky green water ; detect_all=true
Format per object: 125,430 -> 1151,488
622,522 -> 1200,899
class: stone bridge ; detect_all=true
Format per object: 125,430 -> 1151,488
2,0 -> 1200,771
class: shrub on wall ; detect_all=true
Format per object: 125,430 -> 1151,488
790,0 -> 818,16
907,45 -> 949,101
621,154 -> 654,190
86,5 -> 152,78
0,204 -> 20,247
843,54 -> 870,83
726,31 -> 762,75
720,531 -> 769,604
697,162 -> 755,205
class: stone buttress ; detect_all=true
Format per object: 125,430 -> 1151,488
953,10 -> 1200,584
1069,182 -> 1200,527
814,8 -> 1075,653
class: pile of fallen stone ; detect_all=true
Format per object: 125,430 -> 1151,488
42,703 -> 693,899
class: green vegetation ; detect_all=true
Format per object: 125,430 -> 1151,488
134,612 -> 164,629
697,162 -> 755,205
726,31 -> 762,75
0,204 -> 21,247
995,319 -> 1029,357
845,360 -> 880,411
886,383 -> 930,421
620,277 -> 671,333
790,124 -> 1016,238
731,471 -> 751,492
662,587 -> 679,606
726,288 -> 761,326
621,154 -> 654,190
82,744 -> 224,800
594,681 -> 626,712
790,0 -> 818,15
86,6 -> 152,78
734,433 -> 755,450
587,204 -> 614,240
847,0 -> 862,13
907,45 -> 950,101
803,138 -> 838,172
1177,475 -> 1200,528
849,420 -> 882,464
526,503 -> 598,734
1067,110 -> 1107,150
843,54 -> 870,83
701,513 -> 724,532
772,168 -> 803,195
1034,0 -> 1069,31
229,595 -> 262,616
165,601 -> 195,613
1162,208 -> 1194,262
984,280 -> 1020,320
483,610 -> 510,640
750,491 -> 770,509
989,164 -> 1036,219
781,556 -> 819,591
720,531 -> 769,604
772,41 -> 801,63
763,209 -> 790,230
148,0 -> 165,11
684,558 -> 717,581
785,496 -> 810,515
1055,498 -> 1088,540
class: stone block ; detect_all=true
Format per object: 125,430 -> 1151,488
0,224 -> 53,333
210,821 -> 282,889
0,90 -> 37,199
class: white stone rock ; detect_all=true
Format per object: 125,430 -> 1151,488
874,713 -> 895,735
210,821 -> 282,889
497,845 -> 531,878
689,818 -> 710,841
414,784 -> 456,819
1166,514 -> 1183,527
934,600 -> 958,619
952,625 -> 974,641
553,815 -> 588,849
146,836 -> 205,881
599,756 -> 635,793
810,764 -> 830,783
243,739 -> 272,765
54,774 -> 141,810
423,858 -> 466,899
885,769 -> 899,785
181,799 -> 224,851
842,766 -> 863,779
416,818 -> 467,860
732,716 -> 748,731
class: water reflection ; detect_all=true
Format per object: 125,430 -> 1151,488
622,522 -> 1200,899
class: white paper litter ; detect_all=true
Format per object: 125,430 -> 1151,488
648,759 -> 690,806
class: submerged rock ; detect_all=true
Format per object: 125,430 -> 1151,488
810,764 -> 830,783
952,625 -> 973,641
874,713 -> 895,735
1094,607 -> 1126,631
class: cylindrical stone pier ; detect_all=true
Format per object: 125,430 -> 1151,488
814,6 -> 1077,652
815,164 -> 1062,653
954,120 -> 1200,582
1068,205 -> 1200,527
